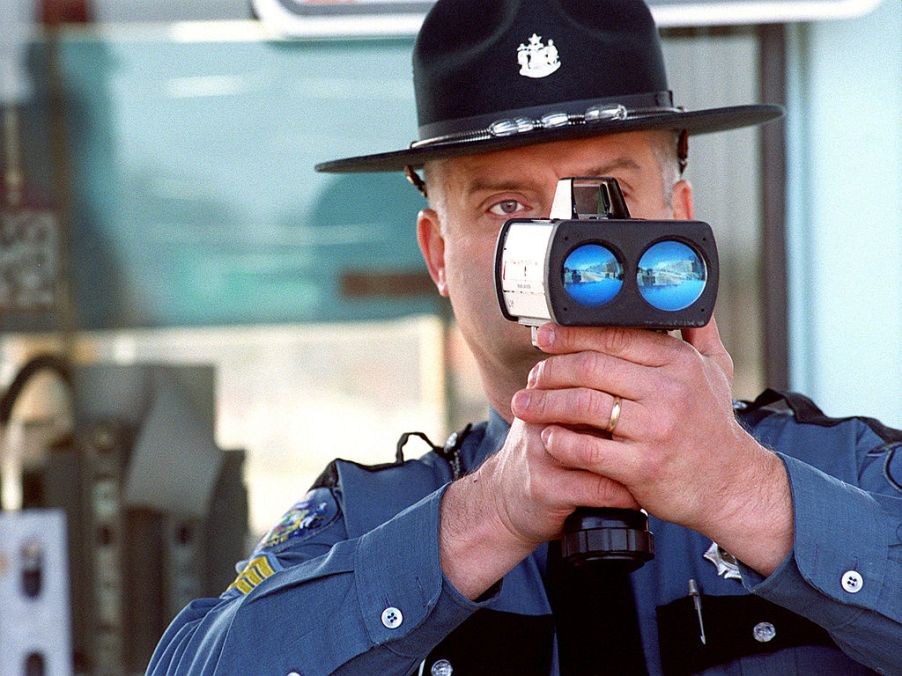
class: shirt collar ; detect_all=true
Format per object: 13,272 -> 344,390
471,408 -> 512,469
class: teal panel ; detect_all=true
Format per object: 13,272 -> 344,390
54,35 -> 435,328
786,2 -> 902,426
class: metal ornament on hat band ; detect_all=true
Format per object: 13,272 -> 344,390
410,102 -> 685,149
404,101 -> 689,197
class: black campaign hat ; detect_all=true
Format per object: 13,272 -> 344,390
316,0 -> 783,174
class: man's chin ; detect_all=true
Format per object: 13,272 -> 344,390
503,338 -> 545,379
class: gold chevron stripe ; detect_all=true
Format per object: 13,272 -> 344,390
227,555 -> 277,595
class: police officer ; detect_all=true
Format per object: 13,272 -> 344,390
149,1 -> 902,674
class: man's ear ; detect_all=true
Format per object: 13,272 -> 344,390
672,179 -> 694,220
416,208 -> 449,297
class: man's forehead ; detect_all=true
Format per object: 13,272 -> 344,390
428,131 -> 665,194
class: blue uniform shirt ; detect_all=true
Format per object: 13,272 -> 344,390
148,391 -> 902,675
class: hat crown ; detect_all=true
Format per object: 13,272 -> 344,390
413,0 -> 669,134
315,0 -> 783,173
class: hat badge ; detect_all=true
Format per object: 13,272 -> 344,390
517,33 -> 561,79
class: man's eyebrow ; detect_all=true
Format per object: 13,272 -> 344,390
459,157 -> 643,195
582,158 -> 642,176
462,176 -> 543,196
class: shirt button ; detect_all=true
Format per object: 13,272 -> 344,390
841,570 -> 864,593
431,659 -> 454,676
381,606 -> 403,629
753,621 -> 776,642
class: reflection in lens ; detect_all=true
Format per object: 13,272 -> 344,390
562,244 -> 623,307
637,240 -> 706,311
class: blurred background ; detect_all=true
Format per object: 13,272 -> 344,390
0,0 -> 899,673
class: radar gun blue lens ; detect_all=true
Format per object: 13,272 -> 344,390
562,244 -> 624,307
637,240 -> 707,311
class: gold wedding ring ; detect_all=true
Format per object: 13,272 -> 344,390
606,396 -> 622,433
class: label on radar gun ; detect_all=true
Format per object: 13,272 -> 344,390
501,222 -> 553,322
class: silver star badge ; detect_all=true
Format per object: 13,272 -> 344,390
704,541 -> 742,580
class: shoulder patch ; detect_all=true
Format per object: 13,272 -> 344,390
254,487 -> 339,555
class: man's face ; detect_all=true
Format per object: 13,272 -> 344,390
417,130 -> 694,394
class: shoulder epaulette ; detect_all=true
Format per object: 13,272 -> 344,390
739,388 -> 902,444
309,423 -> 478,490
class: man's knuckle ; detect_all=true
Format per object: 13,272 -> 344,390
647,410 -> 674,441
593,475 -> 615,502
535,392 -> 557,418
534,358 -> 551,383
646,418 -> 664,442
660,375 -> 687,402
531,475 -> 551,503
720,351 -> 735,379
575,389 -> 602,421
640,454 -> 662,483
603,328 -> 632,354
674,378 -> 693,401
659,410 -> 679,438
576,435 -> 601,467
676,344 -> 704,373
579,350 -> 602,375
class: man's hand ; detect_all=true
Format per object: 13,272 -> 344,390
439,319 -> 793,600
439,417 -> 639,599
511,320 -> 793,576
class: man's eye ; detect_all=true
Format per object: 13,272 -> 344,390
489,200 -> 526,216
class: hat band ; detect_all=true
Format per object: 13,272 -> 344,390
413,92 -> 681,149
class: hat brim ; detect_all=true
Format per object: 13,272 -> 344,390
316,104 -> 783,173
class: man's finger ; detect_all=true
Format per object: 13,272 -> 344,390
540,424 -> 638,486
527,351 -> 651,401
682,317 -> 734,381
552,468 -> 641,511
512,388 -> 642,439
534,323 -> 680,366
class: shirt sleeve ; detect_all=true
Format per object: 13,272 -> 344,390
737,418 -> 902,675
147,483 -> 499,675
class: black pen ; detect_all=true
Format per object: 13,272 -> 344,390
688,579 -> 706,645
